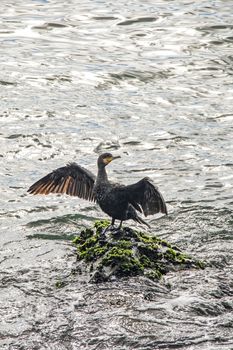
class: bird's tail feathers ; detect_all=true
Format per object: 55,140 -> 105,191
133,216 -> 151,228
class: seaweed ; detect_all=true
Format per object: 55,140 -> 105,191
72,220 -> 204,283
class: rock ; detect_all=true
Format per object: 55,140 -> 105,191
72,220 -> 204,283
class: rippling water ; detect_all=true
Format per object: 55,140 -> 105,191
1,0 -> 233,349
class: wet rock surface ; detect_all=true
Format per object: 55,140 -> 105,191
73,221 -> 203,283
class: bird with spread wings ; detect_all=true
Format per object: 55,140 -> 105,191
28,153 -> 167,229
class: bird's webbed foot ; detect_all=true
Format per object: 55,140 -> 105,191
101,219 -> 117,234
101,224 -> 115,235
101,219 -> 122,236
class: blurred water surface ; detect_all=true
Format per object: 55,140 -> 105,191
0,0 -> 233,349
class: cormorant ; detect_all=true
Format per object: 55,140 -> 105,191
28,153 -> 167,228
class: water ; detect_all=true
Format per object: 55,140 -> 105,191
1,0 -> 233,349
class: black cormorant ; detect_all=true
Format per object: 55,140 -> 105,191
28,153 -> 167,228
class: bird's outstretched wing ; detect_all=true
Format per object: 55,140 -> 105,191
27,162 -> 96,202
122,177 -> 167,216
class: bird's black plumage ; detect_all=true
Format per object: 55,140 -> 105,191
28,153 -> 167,228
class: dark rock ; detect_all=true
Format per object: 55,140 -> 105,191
72,220 -> 204,283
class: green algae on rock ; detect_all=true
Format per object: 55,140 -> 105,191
73,220 -> 204,283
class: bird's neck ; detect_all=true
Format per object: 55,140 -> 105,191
97,166 -> 108,183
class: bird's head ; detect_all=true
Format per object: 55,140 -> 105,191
97,153 -> 121,167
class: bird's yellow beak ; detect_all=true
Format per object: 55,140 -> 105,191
112,155 -> 121,160
103,155 -> 121,164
